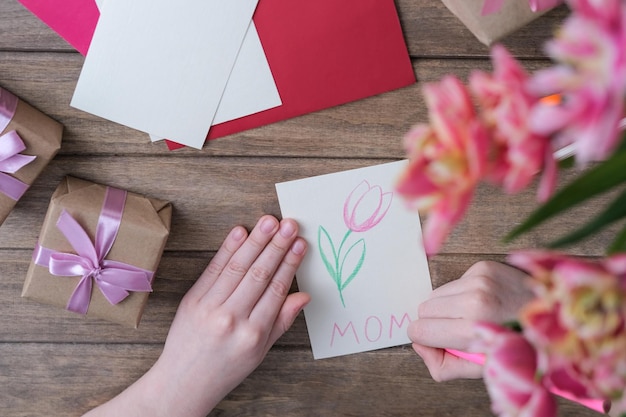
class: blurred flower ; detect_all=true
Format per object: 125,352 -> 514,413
470,45 -> 555,200
396,76 -> 488,254
343,180 -> 393,233
481,0 -> 564,14
529,0 -> 564,11
398,0 -> 626,413
474,322 -> 558,417
528,0 -> 626,165
508,250 -> 626,402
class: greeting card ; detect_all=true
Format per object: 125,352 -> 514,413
276,161 -> 432,359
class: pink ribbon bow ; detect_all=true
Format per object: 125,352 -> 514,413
33,186 -> 154,314
481,0 -> 564,15
0,87 -> 36,200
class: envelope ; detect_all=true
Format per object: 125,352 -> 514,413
17,0 -> 416,150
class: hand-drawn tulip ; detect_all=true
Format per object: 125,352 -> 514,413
319,180 -> 393,307
343,180 -> 393,232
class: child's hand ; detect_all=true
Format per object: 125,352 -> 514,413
408,261 -> 534,382
84,215 -> 309,417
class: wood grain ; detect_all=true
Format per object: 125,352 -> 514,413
0,344 -> 598,417
0,1 -> 607,416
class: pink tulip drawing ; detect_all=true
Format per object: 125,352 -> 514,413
318,180 -> 393,307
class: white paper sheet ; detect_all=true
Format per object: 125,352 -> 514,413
72,0 -> 259,149
93,0 -> 280,142
276,161 -> 433,359
148,22 -> 281,143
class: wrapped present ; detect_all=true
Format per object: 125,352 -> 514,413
0,86 -> 63,225
441,0 -> 558,46
22,176 -> 172,328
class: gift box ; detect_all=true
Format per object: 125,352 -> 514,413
0,86 -> 63,225
22,176 -> 172,327
441,0 -> 556,46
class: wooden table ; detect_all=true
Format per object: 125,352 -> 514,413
0,1 -> 607,416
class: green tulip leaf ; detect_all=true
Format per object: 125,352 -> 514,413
506,147 -> 626,242
618,130 -> 626,152
608,223 -> 626,255
548,187 -> 626,249
557,155 -> 575,170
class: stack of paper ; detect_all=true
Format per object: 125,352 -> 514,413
18,0 -> 416,150
71,0 -> 280,149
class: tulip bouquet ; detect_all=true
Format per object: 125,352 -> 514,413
396,0 -> 626,415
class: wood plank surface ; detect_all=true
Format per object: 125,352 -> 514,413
0,344 -> 598,417
0,1 -> 606,416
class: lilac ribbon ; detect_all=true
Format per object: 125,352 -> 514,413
0,88 -> 36,200
33,187 -> 154,314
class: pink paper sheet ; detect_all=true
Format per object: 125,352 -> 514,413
18,0 -> 415,150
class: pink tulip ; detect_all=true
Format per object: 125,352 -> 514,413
396,76 -> 488,255
508,250 -> 626,402
343,180 -> 393,233
474,322 -> 558,417
470,45 -> 555,200
528,0 -> 626,165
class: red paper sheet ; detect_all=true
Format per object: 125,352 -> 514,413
18,0 -> 415,150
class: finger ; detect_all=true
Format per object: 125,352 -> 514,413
201,215 -> 279,307
407,317 -> 477,351
265,291 -> 311,349
418,292 -> 486,320
250,237 -> 307,324
184,226 -> 248,302
425,262 -> 498,298
226,219 -> 299,312
426,274 -> 476,299
412,344 -> 483,382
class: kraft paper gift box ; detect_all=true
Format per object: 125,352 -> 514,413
0,86 -> 63,225
440,0 -> 555,46
22,176 -> 172,328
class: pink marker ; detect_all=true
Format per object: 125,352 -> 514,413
446,349 -> 606,413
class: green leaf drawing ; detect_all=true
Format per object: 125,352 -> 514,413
339,239 -> 366,291
318,225 -> 338,285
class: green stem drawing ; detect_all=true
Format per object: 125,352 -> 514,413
318,226 -> 366,307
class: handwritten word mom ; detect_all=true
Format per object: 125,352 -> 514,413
330,313 -> 411,347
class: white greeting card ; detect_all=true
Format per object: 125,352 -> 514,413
72,0 -> 259,149
276,160 -> 433,359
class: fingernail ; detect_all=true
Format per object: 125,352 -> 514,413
280,220 -> 296,238
260,217 -> 277,233
291,239 -> 306,255
231,226 -> 245,241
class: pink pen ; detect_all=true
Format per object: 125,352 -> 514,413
446,349 -> 606,413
